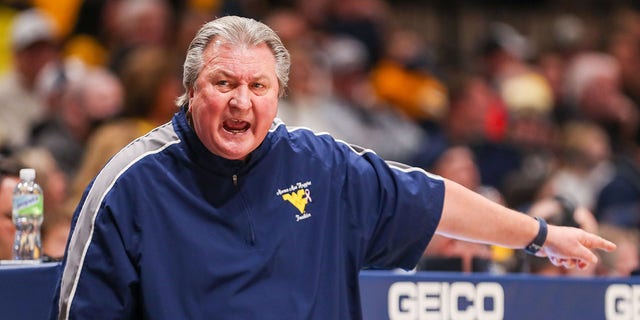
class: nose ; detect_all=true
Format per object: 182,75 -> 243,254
229,86 -> 251,110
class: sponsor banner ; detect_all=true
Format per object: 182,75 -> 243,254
360,271 -> 640,320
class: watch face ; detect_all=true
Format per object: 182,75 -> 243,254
525,243 -> 542,255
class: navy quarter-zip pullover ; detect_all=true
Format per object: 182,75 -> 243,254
52,107 -> 444,319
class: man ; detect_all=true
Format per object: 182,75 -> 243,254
51,16 -> 615,319
0,9 -> 58,150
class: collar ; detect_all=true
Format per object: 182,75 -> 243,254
173,106 -> 274,176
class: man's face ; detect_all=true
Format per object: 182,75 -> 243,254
188,39 -> 279,160
0,177 -> 18,260
15,42 -> 58,87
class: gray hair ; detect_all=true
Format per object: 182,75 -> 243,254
175,15 -> 290,107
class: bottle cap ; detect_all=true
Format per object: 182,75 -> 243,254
19,168 -> 36,181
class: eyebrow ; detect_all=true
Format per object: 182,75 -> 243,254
209,69 -> 271,83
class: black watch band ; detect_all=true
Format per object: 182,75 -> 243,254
524,216 -> 547,255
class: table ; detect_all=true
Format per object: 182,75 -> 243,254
0,262 -> 60,320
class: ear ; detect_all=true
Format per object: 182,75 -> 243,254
186,88 -> 195,110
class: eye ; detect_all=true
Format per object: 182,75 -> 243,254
215,79 -> 233,93
251,82 -> 268,94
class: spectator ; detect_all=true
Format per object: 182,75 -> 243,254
562,52 -> 639,152
538,14 -> 588,125
267,8 -> 336,135
417,145 -> 502,273
595,155 -> 640,229
444,73 -> 520,192
108,0 -> 176,73
30,60 -> 124,179
330,0 -> 389,67
0,8 -> 59,151
539,121 -> 615,211
478,21 -> 553,118
0,156 -> 23,260
444,73 -> 507,145
371,27 -> 448,126
606,8 -> 640,110
279,33 -> 432,166
275,41 -> 335,134
174,5 -> 217,65
322,35 -> 432,165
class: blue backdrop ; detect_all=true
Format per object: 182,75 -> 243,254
360,270 -> 640,320
1,263 -> 638,319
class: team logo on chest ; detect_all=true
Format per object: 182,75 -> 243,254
276,181 -> 313,221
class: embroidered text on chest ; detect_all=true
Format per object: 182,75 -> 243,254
277,181 -> 313,221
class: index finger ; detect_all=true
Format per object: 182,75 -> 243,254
584,233 -> 617,252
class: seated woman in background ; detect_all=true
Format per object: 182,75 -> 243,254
0,156 -> 24,260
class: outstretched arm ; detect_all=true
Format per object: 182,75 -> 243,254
436,179 -> 616,270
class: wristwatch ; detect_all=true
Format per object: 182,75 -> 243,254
524,216 -> 547,255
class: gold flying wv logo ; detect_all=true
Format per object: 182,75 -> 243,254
282,189 -> 308,214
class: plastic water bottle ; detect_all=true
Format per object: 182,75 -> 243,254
12,168 -> 43,261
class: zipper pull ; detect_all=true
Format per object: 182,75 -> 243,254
232,174 -> 238,186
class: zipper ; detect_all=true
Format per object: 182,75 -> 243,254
232,172 -> 256,245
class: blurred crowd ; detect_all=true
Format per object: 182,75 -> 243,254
0,0 -> 638,277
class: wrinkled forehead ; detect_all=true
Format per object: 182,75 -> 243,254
202,39 -> 276,70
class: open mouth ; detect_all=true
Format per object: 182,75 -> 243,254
223,119 -> 251,134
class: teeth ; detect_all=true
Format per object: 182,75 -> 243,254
223,119 -> 249,133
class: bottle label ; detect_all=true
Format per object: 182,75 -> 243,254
13,195 -> 43,216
